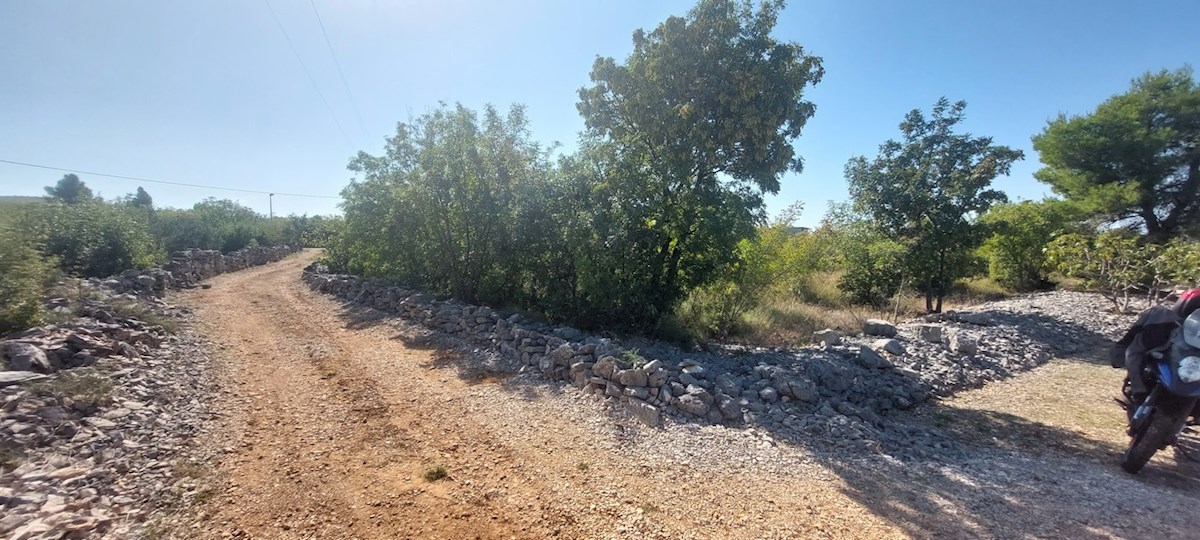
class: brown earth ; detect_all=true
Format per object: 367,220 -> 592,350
174,250 -> 1200,539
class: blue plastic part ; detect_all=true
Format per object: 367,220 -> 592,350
1156,360 -> 1200,397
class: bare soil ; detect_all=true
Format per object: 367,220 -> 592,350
173,250 -> 1199,539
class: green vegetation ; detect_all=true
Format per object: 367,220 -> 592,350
0,230 -> 59,334
316,0 -> 1199,343
0,175 -> 332,336
979,200 -> 1075,291
4,2 -> 1196,346
23,371 -> 114,410
1048,232 -> 1200,312
331,0 -> 822,332
422,465 -> 448,482
845,98 -> 1024,312
1033,67 -> 1200,242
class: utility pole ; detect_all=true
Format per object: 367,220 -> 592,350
269,193 -> 274,218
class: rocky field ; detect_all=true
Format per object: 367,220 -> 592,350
2,250 -> 1196,539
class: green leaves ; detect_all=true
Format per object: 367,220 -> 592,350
845,98 -> 1023,312
1032,66 -> 1200,240
572,0 -> 821,327
338,103 -> 553,304
979,200 -> 1074,291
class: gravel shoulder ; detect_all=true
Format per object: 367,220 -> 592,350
178,251 -> 1199,539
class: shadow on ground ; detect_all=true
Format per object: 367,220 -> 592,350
331,298 -> 1199,538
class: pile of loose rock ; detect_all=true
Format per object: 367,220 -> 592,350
0,246 -> 298,539
303,268 -> 1137,458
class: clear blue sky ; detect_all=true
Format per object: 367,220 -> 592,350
1,0 -> 1197,226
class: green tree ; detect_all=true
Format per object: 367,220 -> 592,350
576,0 -> 823,326
0,232 -> 58,334
44,174 -> 93,204
129,187 -> 153,209
23,200 -> 162,277
342,103 -> 553,304
1047,231 -> 1147,312
979,200 -> 1074,291
154,199 -> 282,253
1032,67 -> 1200,242
846,98 -> 1023,312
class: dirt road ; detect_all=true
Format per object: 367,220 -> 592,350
179,250 -> 1200,539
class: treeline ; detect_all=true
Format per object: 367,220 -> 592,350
325,0 -> 1199,341
0,175 -> 334,332
327,0 -> 822,332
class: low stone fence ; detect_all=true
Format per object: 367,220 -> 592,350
300,267 -> 1126,446
98,245 -> 300,297
300,266 -> 865,429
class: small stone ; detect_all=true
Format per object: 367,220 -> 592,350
616,368 -> 648,387
862,319 -> 897,337
594,356 -> 618,379
0,371 -> 48,387
758,387 -> 779,403
3,342 -> 53,372
856,346 -> 893,369
623,399 -> 660,427
915,324 -> 943,343
813,328 -> 842,347
873,338 -> 906,356
949,330 -> 979,355
681,365 -> 707,379
676,394 -> 710,417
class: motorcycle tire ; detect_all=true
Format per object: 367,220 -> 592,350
1121,407 -> 1179,474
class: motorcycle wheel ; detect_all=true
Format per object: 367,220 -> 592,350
1121,407 -> 1179,474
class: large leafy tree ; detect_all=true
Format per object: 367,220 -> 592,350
576,0 -> 823,326
846,98 -> 1023,312
1032,67 -> 1200,242
342,103 -> 553,304
979,200 -> 1075,291
44,173 -> 93,204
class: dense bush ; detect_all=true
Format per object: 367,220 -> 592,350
22,200 -> 162,278
979,200 -> 1073,291
0,232 -> 58,334
1045,232 -> 1200,312
154,199 -> 287,254
337,103 -> 553,305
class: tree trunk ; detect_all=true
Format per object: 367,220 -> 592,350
1159,158 -> 1199,241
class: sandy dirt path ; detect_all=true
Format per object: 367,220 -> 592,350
177,250 -> 1200,539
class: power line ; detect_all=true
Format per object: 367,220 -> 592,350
0,158 -> 340,199
262,0 -> 351,144
309,0 -> 368,140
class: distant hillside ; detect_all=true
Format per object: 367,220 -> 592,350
0,195 -> 42,204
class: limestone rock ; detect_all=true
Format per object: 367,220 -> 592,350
862,319 -> 897,337
856,346 -> 893,369
813,328 -> 842,347
3,342 -> 52,373
624,399 -> 661,427
916,324 -> 943,343
594,356 -> 618,379
676,394 -> 710,417
949,330 -> 979,355
0,371 -> 47,387
616,368 -> 648,387
873,338 -> 906,356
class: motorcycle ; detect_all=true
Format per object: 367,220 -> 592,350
1119,309 -> 1200,474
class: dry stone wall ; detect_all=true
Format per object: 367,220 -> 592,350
302,265 -> 937,436
303,266 -> 1134,458
97,245 -> 299,297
